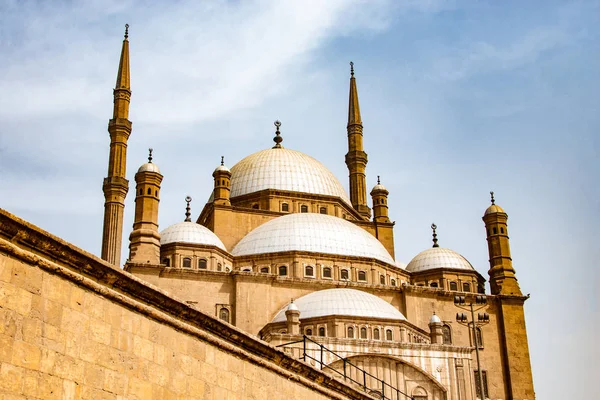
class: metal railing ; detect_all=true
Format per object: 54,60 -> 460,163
276,335 -> 414,400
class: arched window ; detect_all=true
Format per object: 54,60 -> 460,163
360,327 -> 367,339
305,328 -> 312,336
278,265 -> 288,276
493,227 -> 497,234
198,259 -> 207,269
358,271 -> 367,281
430,282 -> 438,288
442,324 -> 452,345
463,282 -> 471,292
155,190 -> 158,196
373,328 -> 380,340
221,180 -> 225,185
391,279 -> 396,286
305,265 -> 314,277
319,207 -> 327,214
347,327 -> 354,338
318,327 -> 325,337
412,386 -> 428,400
300,205 -> 308,213
281,203 -> 289,212
147,188 -> 151,195
500,227 -> 505,234
162,257 -> 170,267
449,281 -> 458,291
260,267 -> 269,273
340,269 -> 349,280
182,258 -> 192,268
474,327 -> 484,348
252,204 -> 259,209
217,263 -> 222,271
219,308 -> 230,323
380,275 -> 385,285
322,267 -> 332,278
385,329 -> 393,341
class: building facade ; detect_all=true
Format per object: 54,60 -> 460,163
0,27 -> 535,400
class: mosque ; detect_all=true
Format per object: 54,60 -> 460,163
0,27 -> 535,399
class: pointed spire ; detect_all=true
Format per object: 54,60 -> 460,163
184,196 -> 192,222
220,156 -> 224,166
348,61 -> 362,127
272,120 -> 283,148
490,191 -> 495,205
115,24 -> 130,91
431,223 -> 439,248
148,148 -> 153,163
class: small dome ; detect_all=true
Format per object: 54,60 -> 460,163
287,302 -> 299,312
371,183 -> 387,192
406,247 -> 474,273
231,213 -> 396,266
229,148 -> 351,205
272,289 -> 406,323
429,313 -> 442,324
160,221 -> 227,251
213,164 -> 231,174
484,204 -> 505,215
137,162 -> 161,174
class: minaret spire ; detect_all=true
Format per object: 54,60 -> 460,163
345,62 -> 371,219
101,24 -> 133,266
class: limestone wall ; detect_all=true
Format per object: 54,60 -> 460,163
0,209 -> 374,400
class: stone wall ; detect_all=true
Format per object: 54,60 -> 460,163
0,209 -> 374,400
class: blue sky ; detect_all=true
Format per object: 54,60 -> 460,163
0,0 -> 598,397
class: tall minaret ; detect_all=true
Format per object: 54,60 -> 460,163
101,24 -> 132,266
482,191 -> 522,295
345,62 -> 371,220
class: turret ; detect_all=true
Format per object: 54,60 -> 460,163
370,176 -> 390,223
101,24 -> 132,266
482,192 -> 522,295
428,313 -> 443,344
345,62 -> 371,220
212,156 -> 232,206
128,149 -> 163,264
285,300 -> 300,335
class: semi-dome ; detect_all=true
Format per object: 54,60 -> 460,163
406,247 -> 474,273
229,148 -> 351,205
231,213 -> 396,265
272,289 -> 406,323
137,162 -> 161,174
160,221 -> 227,251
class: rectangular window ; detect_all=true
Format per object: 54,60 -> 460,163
474,370 -> 489,399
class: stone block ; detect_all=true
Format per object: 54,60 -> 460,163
11,340 -> 41,370
9,261 -> 43,295
0,364 -> 23,393
89,318 -> 112,346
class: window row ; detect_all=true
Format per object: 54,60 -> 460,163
260,265 -> 397,284
346,326 -> 394,341
138,187 -> 159,197
281,203 -> 329,214
162,256 -> 225,272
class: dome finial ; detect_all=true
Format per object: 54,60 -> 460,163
220,156 -> 224,166
490,191 -> 495,205
184,196 -> 192,222
148,148 -> 153,163
124,23 -> 129,40
377,175 -> 380,185
272,120 -> 283,148
350,61 -> 354,77
431,223 -> 439,248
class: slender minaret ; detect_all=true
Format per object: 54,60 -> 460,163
482,191 -> 522,296
345,62 -> 371,219
101,24 -> 132,266
128,149 -> 163,264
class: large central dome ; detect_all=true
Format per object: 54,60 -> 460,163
229,148 -> 351,205
231,213 -> 396,265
